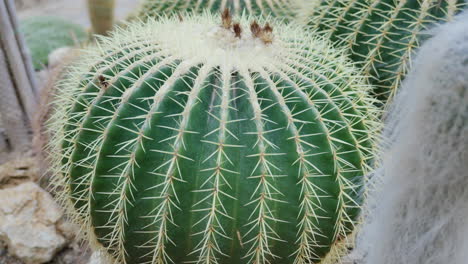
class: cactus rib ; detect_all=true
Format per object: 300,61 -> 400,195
298,0 -> 467,104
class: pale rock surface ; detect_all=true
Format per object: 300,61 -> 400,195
47,46 -> 74,69
56,218 -> 80,241
0,155 -> 38,188
88,251 -> 109,264
0,182 -> 66,263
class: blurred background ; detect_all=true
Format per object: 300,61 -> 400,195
16,0 -> 138,26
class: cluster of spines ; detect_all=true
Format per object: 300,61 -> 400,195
301,0 -> 467,103
45,13 -> 380,264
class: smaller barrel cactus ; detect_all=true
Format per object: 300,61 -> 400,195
135,0 -> 296,20
47,11 -> 379,264
297,0 -> 467,104
20,16 -> 87,70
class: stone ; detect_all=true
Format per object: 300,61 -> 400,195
88,251 -> 108,264
47,47 -> 74,69
50,241 -> 92,264
56,219 -> 80,241
0,182 -> 66,263
35,69 -> 50,94
0,156 -> 38,188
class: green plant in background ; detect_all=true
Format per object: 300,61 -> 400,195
297,0 -> 467,105
87,0 -> 116,36
47,12 -> 380,264
135,0 -> 296,20
20,16 -> 87,70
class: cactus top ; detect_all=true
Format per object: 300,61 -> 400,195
133,11 -> 279,69
47,12 -> 380,264
137,0 -> 296,20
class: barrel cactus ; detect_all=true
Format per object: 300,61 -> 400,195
136,0 -> 296,20
47,11 -> 379,264
297,0 -> 467,104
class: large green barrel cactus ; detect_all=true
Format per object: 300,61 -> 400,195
297,0 -> 467,104
136,0 -> 296,19
47,12 -> 379,264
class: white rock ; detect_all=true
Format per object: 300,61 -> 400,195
35,69 -> 51,94
88,251 -> 110,264
0,155 -> 39,188
48,46 -> 74,69
56,219 -> 80,241
0,182 -> 66,263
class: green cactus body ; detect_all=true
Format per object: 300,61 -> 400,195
47,13 -> 379,264
298,0 -> 467,104
136,0 -> 295,19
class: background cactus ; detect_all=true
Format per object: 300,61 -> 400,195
297,0 -> 467,104
359,11 -> 468,264
87,0 -> 116,36
135,0 -> 296,20
19,16 -> 87,70
47,12 -> 379,264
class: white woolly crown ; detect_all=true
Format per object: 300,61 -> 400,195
113,12 -> 348,72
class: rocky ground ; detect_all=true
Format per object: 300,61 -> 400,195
0,155 -> 91,264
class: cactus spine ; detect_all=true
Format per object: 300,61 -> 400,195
47,12 -> 379,264
137,0 -> 295,19
298,0 -> 467,104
